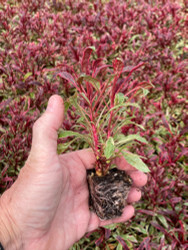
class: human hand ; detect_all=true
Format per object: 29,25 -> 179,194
0,95 -> 147,250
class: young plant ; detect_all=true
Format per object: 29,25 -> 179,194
59,47 -> 150,219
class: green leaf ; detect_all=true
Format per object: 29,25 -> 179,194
122,151 -> 150,173
71,95 -> 93,134
78,74 -> 100,91
104,137 -> 115,159
87,45 -> 96,51
58,128 -> 92,145
109,102 -> 140,113
58,129 -> 90,142
157,215 -> 168,228
24,72 -> 32,81
142,88 -> 149,96
132,226 -> 148,235
58,130 -> 81,138
103,224 -> 117,230
58,72 -> 75,86
114,93 -> 125,105
130,34 -> 141,42
116,244 -> 123,250
30,92 -> 35,99
116,134 -> 148,146
121,234 -> 138,243
64,101 -> 70,113
80,92 -> 91,105
99,103 -> 140,132
57,139 -> 76,154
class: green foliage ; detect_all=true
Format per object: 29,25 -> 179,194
78,75 -> 100,91
64,59 -> 149,173
122,151 -> 150,173
115,134 -> 148,146
104,137 -> 115,159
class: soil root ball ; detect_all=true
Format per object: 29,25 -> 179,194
87,168 -> 132,220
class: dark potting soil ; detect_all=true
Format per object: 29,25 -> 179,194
87,168 -> 132,220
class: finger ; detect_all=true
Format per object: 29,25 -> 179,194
75,148 -> 96,169
87,205 -> 135,232
127,187 -> 141,203
129,170 -> 147,187
114,156 -> 136,171
114,156 -> 147,187
29,95 -> 64,159
100,205 -> 135,226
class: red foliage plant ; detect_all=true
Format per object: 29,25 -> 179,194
58,47 -> 150,176
0,0 -> 187,247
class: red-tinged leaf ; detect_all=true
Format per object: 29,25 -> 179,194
171,240 -> 178,249
150,222 -> 173,239
0,65 -> 7,75
180,126 -> 188,136
175,148 -> 188,161
169,180 -> 176,189
1,166 -> 9,176
138,237 -> 151,250
158,209 -> 177,217
177,220 -> 186,243
78,74 -> 100,91
94,64 -> 110,77
161,115 -> 171,131
116,236 -> 129,250
11,64 -> 23,73
28,81 -> 42,86
2,176 -> 13,182
58,72 -> 76,86
170,197 -> 182,204
70,45 -> 79,61
81,46 -> 95,73
104,228 -> 111,240
122,65 -> 136,72
95,235 -> 104,246
85,229 -> 97,238
92,58 -> 103,72
113,59 -> 124,76
137,209 -> 156,216
116,63 -> 145,94
122,62 -> 145,74
0,98 -> 12,110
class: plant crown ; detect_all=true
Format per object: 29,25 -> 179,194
58,47 -> 150,175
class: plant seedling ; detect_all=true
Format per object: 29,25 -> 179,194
58,47 -> 150,220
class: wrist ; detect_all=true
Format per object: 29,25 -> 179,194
0,193 -> 22,250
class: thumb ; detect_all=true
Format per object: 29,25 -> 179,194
29,95 -> 64,162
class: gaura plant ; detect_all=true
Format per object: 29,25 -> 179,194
58,47 -> 150,220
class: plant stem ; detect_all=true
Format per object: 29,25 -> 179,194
89,106 -> 100,171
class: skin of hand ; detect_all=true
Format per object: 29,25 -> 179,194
0,95 -> 147,250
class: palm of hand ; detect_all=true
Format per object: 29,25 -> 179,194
47,151 -> 93,249
3,150 -> 92,250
